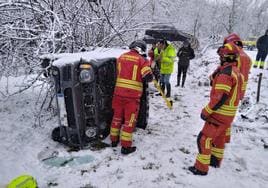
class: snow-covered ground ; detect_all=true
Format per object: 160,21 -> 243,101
0,48 -> 268,188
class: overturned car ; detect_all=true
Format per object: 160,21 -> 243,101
41,48 -> 149,149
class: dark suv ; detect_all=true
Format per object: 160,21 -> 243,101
41,50 -> 149,149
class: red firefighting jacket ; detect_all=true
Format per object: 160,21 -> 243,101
203,62 -> 242,126
113,50 -> 152,99
237,47 -> 252,99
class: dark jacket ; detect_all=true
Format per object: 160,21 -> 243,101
256,34 -> 268,53
177,46 -> 195,66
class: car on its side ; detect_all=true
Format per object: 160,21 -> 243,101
40,48 -> 150,149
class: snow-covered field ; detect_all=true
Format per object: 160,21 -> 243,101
0,49 -> 268,188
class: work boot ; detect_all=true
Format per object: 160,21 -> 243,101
210,155 -> 220,168
260,66 -> 264,69
121,146 -> 136,155
111,141 -> 119,147
176,78 -> 181,87
253,65 -> 258,68
166,84 -> 171,98
188,166 -> 208,176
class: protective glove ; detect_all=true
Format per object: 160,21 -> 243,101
200,107 -> 210,121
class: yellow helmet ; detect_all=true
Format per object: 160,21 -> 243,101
7,175 -> 37,188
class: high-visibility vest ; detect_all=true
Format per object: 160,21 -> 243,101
159,44 -> 176,74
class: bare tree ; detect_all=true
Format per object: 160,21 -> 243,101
1,0 -> 268,100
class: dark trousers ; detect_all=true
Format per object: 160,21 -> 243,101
177,64 -> 189,87
256,50 -> 268,62
160,74 -> 171,97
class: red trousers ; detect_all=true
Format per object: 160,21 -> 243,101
110,95 -> 140,147
194,122 -> 230,173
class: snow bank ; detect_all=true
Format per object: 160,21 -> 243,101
1,48 -> 268,187
40,47 -> 127,67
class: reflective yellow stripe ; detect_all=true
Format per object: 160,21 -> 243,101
205,105 -> 213,114
121,131 -> 132,141
206,104 -> 237,116
253,61 -> 259,66
221,104 -> 238,111
211,147 -> 224,159
211,152 -> 223,159
215,84 -> 231,92
132,65 -> 138,80
116,83 -> 142,91
129,113 -> 136,127
218,107 -> 237,112
205,138 -> 212,149
225,43 -> 233,50
118,62 -> 121,75
260,61 -> 265,66
124,58 -> 138,62
240,74 -> 245,91
117,78 -> 142,87
122,55 -> 139,60
196,154 -> 211,165
242,81 -> 248,90
110,128 -> 120,137
215,109 -> 236,116
225,128 -> 231,136
237,56 -> 242,69
211,147 -> 224,153
116,78 -> 143,91
141,66 -> 151,75
122,55 -> 139,62
241,74 -> 245,82
230,71 -> 238,106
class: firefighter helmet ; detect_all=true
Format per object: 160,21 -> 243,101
129,40 -> 147,53
223,33 -> 243,47
217,42 -> 239,62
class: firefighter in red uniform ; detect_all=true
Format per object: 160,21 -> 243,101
224,33 -> 251,99
189,42 -> 242,175
223,33 -> 252,143
110,40 -> 153,155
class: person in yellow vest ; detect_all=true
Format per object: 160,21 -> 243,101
156,40 -> 176,98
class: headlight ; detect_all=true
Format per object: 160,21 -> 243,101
85,127 -> 97,138
79,69 -> 93,83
